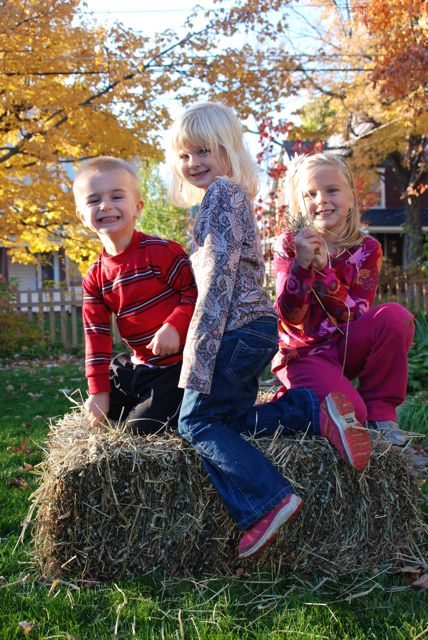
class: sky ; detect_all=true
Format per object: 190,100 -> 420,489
81,0 -> 309,185
82,0 -> 271,182
82,0 -> 227,38
83,0 -> 239,119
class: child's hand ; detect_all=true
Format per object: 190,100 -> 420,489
85,392 -> 110,428
147,322 -> 180,356
294,227 -> 328,270
311,245 -> 328,271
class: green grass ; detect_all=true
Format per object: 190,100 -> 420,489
1,361 -> 427,639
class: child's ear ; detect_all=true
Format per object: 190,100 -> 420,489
75,209 -> 86,225
134,198 -> 144,219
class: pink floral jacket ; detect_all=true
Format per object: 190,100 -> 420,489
272,231 -> 382,370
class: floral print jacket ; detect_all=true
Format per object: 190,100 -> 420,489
179,178 -> 276,394
272,231 -> 382,370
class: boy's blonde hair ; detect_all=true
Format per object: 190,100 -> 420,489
73,156 -> 141,200
167,102 -> 259,207
284,152 -> 364,248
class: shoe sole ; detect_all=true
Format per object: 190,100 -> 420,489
324,392 -> 372,471
367,423 -> 409,447
238,495 -> 304,559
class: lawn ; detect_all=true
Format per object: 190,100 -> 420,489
0,359 -> 427,639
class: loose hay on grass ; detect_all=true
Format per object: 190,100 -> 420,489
25,410 -> 425,582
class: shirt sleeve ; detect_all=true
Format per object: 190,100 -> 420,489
82,269 -> 113,395
156,241 -> 197,342
179,181 -> 244,394
274,233 -> 382,329
274,233 -> 315,325
311,239 -> 382,323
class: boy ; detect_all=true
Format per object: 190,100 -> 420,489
73,156 -> 197,433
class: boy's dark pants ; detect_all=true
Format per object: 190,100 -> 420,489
108,353 -> 183,435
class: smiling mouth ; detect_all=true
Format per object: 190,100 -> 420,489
98,215 -> 120,223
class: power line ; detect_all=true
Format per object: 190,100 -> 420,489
0,52 -> 385,62
0,66 -> 372,77
83,3 -> 366,13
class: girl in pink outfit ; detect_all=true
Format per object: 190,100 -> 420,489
273,153 -> 414,445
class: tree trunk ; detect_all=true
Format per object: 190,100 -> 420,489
388,135 -> 426,266
403,196 -> 423,266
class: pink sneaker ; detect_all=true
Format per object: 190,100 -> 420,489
320,392 -> 372,471
238,493 -> 303,559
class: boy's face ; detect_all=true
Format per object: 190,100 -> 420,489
74,169 -> 144,245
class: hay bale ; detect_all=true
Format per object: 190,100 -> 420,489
26,410 -> 425,582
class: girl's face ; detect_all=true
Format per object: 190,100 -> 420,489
298,163 -> 354,237
178,144 -> 230,191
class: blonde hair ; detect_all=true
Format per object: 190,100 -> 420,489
284,152 -> 364,248
167,102 -> 259,207
73,156 -> 141,200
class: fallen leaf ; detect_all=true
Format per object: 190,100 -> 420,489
79,580 -> 98,588
397,565 -> 422,576
12,440 -> 31,454
412,573 -> 428,590
48,579 -> 61,596
7,477 -> 29,489
18,620 -> 33,634
27,392 -> 42,400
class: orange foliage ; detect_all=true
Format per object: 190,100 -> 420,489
355,0 -> 428,108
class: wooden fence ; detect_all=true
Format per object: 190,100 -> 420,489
1,278 -> 427,350
1,288 -> 120,349
375,275 -> 428,313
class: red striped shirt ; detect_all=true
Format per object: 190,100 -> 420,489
82,230 -> 197,394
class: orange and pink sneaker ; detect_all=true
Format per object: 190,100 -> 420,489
320,391 -> 372,471
238,493 -> 304,559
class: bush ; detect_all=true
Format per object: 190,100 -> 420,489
0,279 -> 48,358
0,311 -> 47,358
398,391 -> 428,440
407,312 -> 428,393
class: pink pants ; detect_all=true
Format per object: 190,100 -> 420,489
276,303 -> 414,424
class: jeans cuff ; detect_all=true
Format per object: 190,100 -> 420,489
306,389 -> 321,435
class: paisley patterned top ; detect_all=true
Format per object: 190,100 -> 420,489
272,230 -> 382,371
179,178 -> 276,394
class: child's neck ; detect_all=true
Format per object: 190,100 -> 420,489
325,238 -> 342,255
101,229 -> 135,257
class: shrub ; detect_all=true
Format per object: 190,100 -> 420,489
407,312 -> 428,393
0,279 -> 48,358
0,311 -> 47,358
398,391 -> 428,438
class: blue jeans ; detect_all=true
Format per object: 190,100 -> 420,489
178,316 -> 320,530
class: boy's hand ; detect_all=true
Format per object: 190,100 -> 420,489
295,227 -> 328,270
85,392 -> 110,428
147,322 -> 180,356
